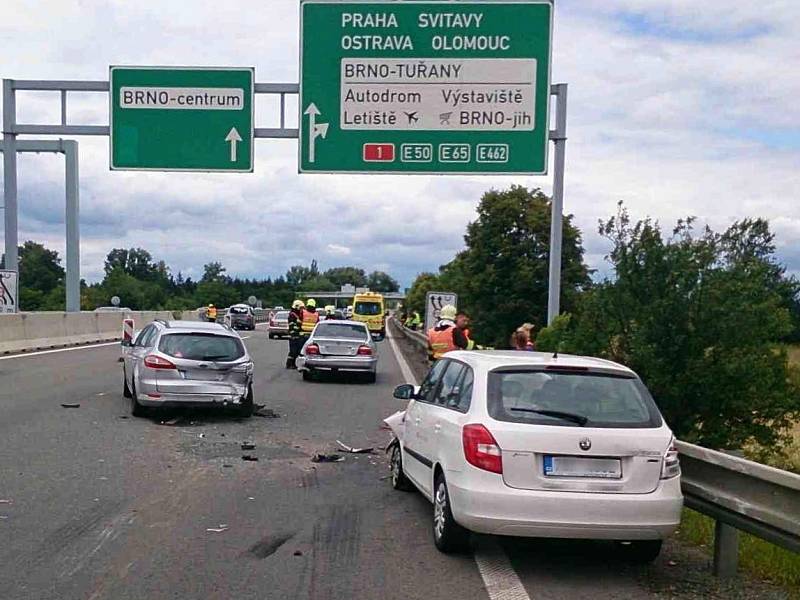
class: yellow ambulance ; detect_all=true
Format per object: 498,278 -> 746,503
352,292 -> 385,338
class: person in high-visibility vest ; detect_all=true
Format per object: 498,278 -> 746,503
206,304 -> 218,322
286,300 -> 305,368
301,298 -> 320,336
426,305 -> 475,361
408,311 -> 422,331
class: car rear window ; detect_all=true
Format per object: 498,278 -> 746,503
487,369 -> 662,428
229,306 -> 250,314
314,322 -> 369,340
159,333 -> 245,361
274,311 -> 289,319
355,301 -> 382,315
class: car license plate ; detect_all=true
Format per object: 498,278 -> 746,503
543,455 -> 622,479
183,371 -> 224,382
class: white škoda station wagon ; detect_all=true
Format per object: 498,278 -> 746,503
388,351 -> 683,560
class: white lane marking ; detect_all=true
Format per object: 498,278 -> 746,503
388,319 -> 532,600
474,539 -> 532,600
0,341 -> 119,361
386,325 -> 418,385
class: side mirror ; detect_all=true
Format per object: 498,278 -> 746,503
121,339 -> 132,348
393,384 -> 416,400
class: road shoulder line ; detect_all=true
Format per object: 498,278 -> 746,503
0,341 -> 120,361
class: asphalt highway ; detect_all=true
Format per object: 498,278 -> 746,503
0,327 -> 788,600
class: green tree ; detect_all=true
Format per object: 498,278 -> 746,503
285,260 -> 319,287
104,247 -> 168,283
323,266 -> 367,288
299,276 -> 337,292
3,241 -> 66,310
367,270 -> 400,292
541,205 -> 800,450
201,261 -> 228,283
440,185 -> 590,347
405,272 -> 441,315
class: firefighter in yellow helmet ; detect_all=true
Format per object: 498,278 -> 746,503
286,300 -> 305,368
300,298 -> 320,337
426,304 -> 476,361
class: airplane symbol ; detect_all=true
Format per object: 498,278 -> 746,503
404,111 -> 419,124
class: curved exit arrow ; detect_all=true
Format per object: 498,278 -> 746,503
225,127 -> 242,162
304,103 -> 328,163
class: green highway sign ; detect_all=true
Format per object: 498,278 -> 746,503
299,1 -> 552,175
110,66 -> 254,172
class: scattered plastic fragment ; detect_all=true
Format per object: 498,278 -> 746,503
0,500 -> 11,505
160,417 -> 183,426
311,453 -> 345,463
207,525 -> 229,533
118,415 -> 129,419
198,433 -> 205,439
293,550 -> 303,556
223,464 -> 233,468
242,455 -> 259,462
336,440 -> 374,454
248,497 -> 255,501
61,403 -> 80,408
241,442 -> 256,450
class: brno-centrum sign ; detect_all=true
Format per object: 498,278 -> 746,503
110,66 -> 254,172
299,1 -> 552,174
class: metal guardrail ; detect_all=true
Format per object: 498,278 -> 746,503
677,441 -> 800,576
391,317 -> 800,578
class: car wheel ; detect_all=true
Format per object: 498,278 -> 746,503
302,369 -> 313,382
122,367 -> 132,398
614,540 -> 662,563
433,473 -> 469,553
390,444 -> 414,492
268,333 -> 274,339
130,378 -> 147,418
238,385 -> 254,418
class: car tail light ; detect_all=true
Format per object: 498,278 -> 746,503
462,424 -> 503,474
661,437 -> 681,479
306,343 -> 320,355
144,354 -> 176,369
357,345 -> 372,356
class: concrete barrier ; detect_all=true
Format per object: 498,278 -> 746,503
0,311 -> 173,354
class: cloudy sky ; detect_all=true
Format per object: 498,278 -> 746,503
1,0 -> 798,287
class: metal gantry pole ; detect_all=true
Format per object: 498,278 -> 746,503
64,140 -> 80,312
547,83 -> 568,326
2,79 -> 18,273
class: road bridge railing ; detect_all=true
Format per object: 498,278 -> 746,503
390,316 -> 800,579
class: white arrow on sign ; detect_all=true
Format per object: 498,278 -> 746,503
304,103 -> 328,163
225,127 -> 242,162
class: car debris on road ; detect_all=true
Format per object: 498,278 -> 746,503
241,455 -> 259,462
311,453 -> 345,463
206,525 -> 229,533
336,440 -> 374,454
241,442 -> 256,450
60,403 -> 80,408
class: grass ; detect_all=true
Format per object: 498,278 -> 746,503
678,508 -> 800,596
787,344 -> 800,368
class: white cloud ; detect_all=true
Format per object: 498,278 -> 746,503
326,243 -> 351,256
1,0 -> 798,289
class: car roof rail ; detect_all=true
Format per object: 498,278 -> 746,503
153,319 -> 170,328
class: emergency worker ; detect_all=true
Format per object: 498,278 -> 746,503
206,304 -> 217,323
286,300 -> 304,368
426,304 -> 475,361
301,298 -> 320,337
